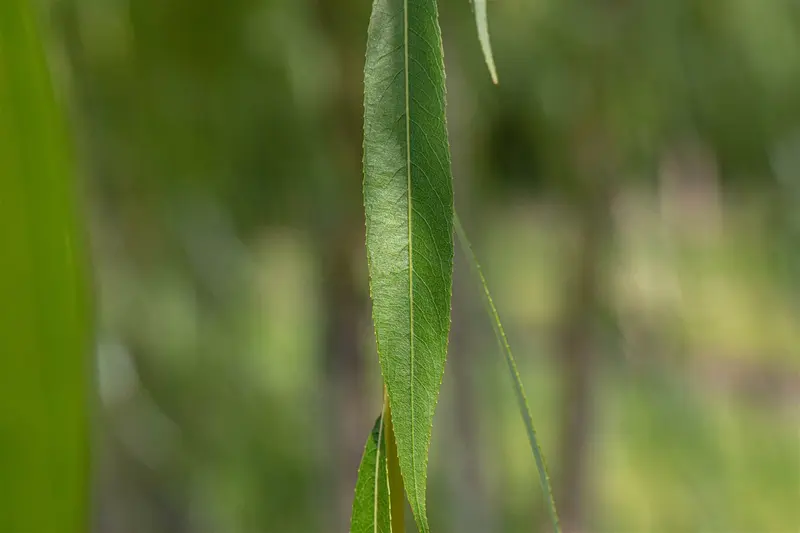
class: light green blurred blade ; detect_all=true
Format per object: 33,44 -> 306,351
454,212 -> 560,533
0,1 -> 91,531
472,0 -> 498,84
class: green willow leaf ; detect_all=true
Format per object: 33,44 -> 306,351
363,0 -> 455,531
472,0 -> 499,84
0,1 -> 90,532
351,414 -> 391,533
454,213 -> 561,533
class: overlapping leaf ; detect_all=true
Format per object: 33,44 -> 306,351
362,0 -> 455,531
351,415 -> 391,533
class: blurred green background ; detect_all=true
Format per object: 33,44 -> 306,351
26,0 -> 800,531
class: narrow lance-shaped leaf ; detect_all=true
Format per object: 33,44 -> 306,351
454,213 -> 561,533
363,0 -> 454,531
471,0 -> 498,84
351,414 -> 391,533
0,1 -> 91,531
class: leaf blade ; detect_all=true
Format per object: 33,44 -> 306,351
0,1 -> 90,531
454,212 -> 561,533
472,0 -> 499,84
363,0 -> 455,531
351,414 -> 392,533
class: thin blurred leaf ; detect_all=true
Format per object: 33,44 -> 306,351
454,212 -> 560,533
472,0 -> 498,84
0,1 -> 90,531
363,0 -> 454,531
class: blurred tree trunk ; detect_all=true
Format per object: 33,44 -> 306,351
320,235 -> 366,530
312,1 -> 371,529
443,38 -> 494,533
555,125 -> 614,533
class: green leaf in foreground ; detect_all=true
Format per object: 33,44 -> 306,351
363,0 -> 454,531
351,414 -> 391,533
472,0 -> 498,84
454,212 -> 561,533
0,1 -> 90,532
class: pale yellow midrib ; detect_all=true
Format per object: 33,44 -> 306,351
373,411 -> 384,533
402,0 -> 423,529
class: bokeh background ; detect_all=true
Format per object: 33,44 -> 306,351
38,0 -> 800,531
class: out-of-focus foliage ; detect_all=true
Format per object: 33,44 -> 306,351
454,213 -> 560,532
472,0 -> 499,84
12,0 -> 797,531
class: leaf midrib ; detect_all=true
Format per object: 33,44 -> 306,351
403,0 -> 422,526
372,413 -> 384,533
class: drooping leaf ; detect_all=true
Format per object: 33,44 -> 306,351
454,213 -> 561,533
351,414 -> 392,533
472,0 -> 498,84
0,2 -> 91,532
362,0 -> 455,530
